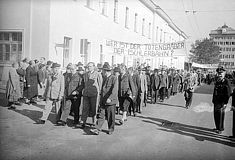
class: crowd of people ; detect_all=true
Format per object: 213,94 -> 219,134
5,57 -> 234,137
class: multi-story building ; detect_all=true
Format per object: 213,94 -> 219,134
0,0 -> 187,92
209,24 -> 235,69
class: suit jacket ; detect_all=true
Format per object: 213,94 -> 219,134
65,72 -> 84,99
100,74 -> 118,106
132,74 -> 140,97
118,73 -> 137,98
44,73 -> 64,100
159,73 -> 168,89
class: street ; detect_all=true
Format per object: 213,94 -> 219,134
0,84 -> 234,160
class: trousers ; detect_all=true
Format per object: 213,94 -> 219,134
96,105 -> 115,132
41,99 -> 61,121
213,103 -> 226,131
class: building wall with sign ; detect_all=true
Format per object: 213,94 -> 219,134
0,0 -> 187,92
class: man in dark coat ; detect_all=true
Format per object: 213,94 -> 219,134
151,69 -> 160,104
118,65 -> 137,124
90,63 -> 118,135
25,60 -> 38,104
229,88 -> 235,139
212,66 -> 231,134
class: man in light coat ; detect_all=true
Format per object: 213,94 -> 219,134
81,62 -> 103,128
37,63 -> 64,124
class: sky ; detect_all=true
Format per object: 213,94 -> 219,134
154,0 -> 235,43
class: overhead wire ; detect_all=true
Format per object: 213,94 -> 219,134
191,0 -> 202,37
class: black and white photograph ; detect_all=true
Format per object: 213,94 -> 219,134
0,0 -> 235,159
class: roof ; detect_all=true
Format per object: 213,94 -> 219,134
209,24 -> 235,35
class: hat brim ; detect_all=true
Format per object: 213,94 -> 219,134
102,68 -> 112,71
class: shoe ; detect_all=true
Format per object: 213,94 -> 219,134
214,129 -> 222,134
60,121 -> 66,126
8,106 -> 16,110
124,119 -> 127,122
81,123 -> 86,129
134,113 -> 136,117
119,120 -> 124,125
37,120 -> 45,124
90,129 -> 99,135
108,131 -> 113,135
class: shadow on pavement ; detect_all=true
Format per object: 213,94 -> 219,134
12,108 -> 60,125
138,115 -> 235,147
194,84 -> 214,94
155,102 -> 185,109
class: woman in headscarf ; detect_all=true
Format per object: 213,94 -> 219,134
6,62 -> 21,109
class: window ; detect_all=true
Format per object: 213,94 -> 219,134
231,62 -> 234,66
231,55 -> 234,58
156,26 -> 159,42
142,18 -> 145,36
114,0 -> 118,22
86,0 -> 94,9
125,7 -> 129,28
160,29 -> 162,42
148,23 -> 151,39
63,37 -> 72,67
100,0 -> 107,16
0,32 -> 22,62
134,13 -> 138,32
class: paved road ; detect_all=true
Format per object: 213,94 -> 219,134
0,84 -> 234,160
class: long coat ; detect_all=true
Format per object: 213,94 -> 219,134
44,73 -> 64,100
172,73 -> 181,93
6,67 -> 21,102
25,65 -> 38,99
232,88 -> 235,107
100,74 -> 118,106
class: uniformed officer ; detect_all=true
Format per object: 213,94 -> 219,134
212,66 -> 231,134
229,88 -> 235,139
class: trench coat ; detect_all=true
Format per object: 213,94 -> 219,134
6,67 -> 21,102
25,65 -> 38,99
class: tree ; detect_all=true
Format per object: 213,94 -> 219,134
189,38 -> 220,64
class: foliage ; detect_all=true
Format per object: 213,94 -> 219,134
189,38 -> 220,64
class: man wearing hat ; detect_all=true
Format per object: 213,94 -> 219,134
90,63 -> 118,135
37,63 -> 64,124
212,66 -> 231,134
58,64 -> 84,126
159,68 -> 168,102
81,62 -> 103,128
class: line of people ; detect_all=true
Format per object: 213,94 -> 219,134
5,58 -> 234,138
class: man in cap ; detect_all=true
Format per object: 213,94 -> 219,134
58,64 -> 84,126
212,66 -> 231,134
81,62 -> 103,128
37,63 -> 64,124
90,63 -> 118,135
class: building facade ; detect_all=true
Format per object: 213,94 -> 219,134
209,24 -> 235,69
0,0 -> 187,91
